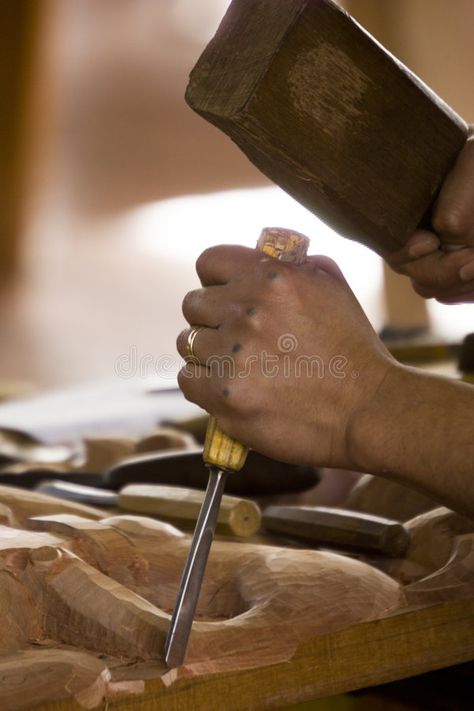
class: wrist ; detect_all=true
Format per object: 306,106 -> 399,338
346,361 -> 411,474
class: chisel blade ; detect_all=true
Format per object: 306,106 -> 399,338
164,467 -> 227,667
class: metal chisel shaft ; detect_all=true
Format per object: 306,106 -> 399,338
164,467 -> 226,668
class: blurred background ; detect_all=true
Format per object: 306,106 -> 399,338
1,0 -> 474,393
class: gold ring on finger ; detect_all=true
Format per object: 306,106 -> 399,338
186,325 -> 206,361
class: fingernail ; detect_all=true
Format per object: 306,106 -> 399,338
443,243 -> 464,253
408,236 -> 439,258
459,261 -> 474,282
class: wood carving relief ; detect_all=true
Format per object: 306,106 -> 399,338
0,485 -> 472,709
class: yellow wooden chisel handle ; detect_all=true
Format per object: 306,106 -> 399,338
203,226 -> 310,472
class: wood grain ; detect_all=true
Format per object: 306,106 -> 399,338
262,505 -> 410,556
0,486 -> 472,710
28,599 -> 474,711
118,483 -> 262,537
186,0 -> 468,256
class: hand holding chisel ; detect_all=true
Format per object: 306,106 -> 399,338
164,227 -> 309,667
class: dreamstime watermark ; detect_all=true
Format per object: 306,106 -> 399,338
114,348 -> 178,380
113,334 -> 360,381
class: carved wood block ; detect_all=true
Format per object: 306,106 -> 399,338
0,486 -> 472,710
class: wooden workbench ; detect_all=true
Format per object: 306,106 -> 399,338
33,596 -> 474,711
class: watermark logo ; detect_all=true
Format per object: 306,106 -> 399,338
113,346 -> 178,380
277,333 -> 298,353
113,335 -> 359,381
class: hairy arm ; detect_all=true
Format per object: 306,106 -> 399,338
350,364 -> 474,518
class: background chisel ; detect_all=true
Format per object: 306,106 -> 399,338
36,480 -> 262,537
262,505 -> 410,557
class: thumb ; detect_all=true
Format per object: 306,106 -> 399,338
306,255 -> 348,283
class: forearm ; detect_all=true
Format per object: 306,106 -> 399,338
350,365 -> 474,517
178,243 -> 474,516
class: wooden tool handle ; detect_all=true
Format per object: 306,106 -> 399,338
203,227 -> 310,472
119,484 -> 261,537
262,505 -> 410,557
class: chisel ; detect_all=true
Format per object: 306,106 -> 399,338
36,480 -> 262,537
262,505 -> 410,557
164,226 -> 310,667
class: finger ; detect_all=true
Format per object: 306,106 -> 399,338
436,292 -> 474,304
460,259 -> 474,283
411,277 -> 474,301
176,326 -> 221,364
387,230 -> 440,272
431,132 -> 474,247
402,247 -> 474,291
196,245 -> 262,286
177,363 -> 227,415
182,286 -> 229,327
405,231 -> 441,258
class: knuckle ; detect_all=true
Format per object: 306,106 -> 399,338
432,208 -> 469,241
181,289 -> 198,320
229,379 -> 260,415
258,256 -> 286,278
261,261 -> 292,291
385,249 -> 410,274
176,329 -> 188,356
177,367 -> 188,392
402,262 -> 423,281
224,298 -> 260,334
410,280 -> 435,299
406,258 -> 454,291
306,255 -> 342,280
391,261 -> 407,275
240,305 -> 265,334
273,268 -> 304,304
177,364 -> 199,400
196,246 -> 217,275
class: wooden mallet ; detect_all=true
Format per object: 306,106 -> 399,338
185,0 -> 468,257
